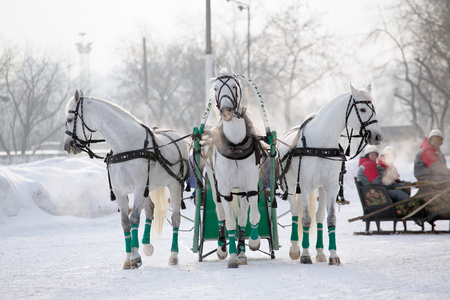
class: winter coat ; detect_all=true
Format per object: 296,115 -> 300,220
357,156 -> 384,186
414,137 -> 450,182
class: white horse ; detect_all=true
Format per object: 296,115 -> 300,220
205,62 -> 262,268
63,90 -> 189,269
278,84 -> 383,265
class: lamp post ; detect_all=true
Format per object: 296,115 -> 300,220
75,33 -> 92,92
227,0 -> 251,78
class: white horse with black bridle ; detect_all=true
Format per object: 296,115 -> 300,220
278,84 -> 383,265
63,90 -> 189,269
204,63 -> 263,268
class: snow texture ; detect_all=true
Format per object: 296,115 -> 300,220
1,156 -> 449,299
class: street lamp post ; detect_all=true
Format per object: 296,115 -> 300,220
227,0 -> 251,77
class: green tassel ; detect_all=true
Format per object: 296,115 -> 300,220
302,227 -> 310,249
291,216 -> 299,241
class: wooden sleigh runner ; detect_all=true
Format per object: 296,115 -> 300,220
350,177 -> 450,235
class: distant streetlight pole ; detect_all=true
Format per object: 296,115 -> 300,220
227,0 -> 251,77
75,33 -> 92,92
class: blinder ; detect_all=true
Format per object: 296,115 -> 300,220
214,75 -> 243,118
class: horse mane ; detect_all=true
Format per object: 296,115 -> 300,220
85,96 -> 143,124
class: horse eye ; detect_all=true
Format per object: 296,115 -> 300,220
67,118 -> 73,123
360,108 -> 366,113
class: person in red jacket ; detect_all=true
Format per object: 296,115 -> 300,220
414,129 -> 450,188
357,145 -> 409,202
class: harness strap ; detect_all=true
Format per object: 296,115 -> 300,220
218,190 -> 260,202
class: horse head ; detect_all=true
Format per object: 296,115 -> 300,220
63,90 -> 96,154
346,83 -> 383,145
212,62 -> 243,121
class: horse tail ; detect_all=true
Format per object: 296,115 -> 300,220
296,190 -> 317,236
150,187 -> 168,237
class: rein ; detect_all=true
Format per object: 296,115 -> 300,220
65,96 -> 105,159
279,95 -> 378,204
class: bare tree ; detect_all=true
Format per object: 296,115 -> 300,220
0,44 -> 72,161
375,0 -> 450,137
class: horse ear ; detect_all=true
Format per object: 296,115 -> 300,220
214,62 -> 221,77
366,84 -> 372,93
350,82 -> 358,96
225,62 -> 232,75
74,90 -> 80,102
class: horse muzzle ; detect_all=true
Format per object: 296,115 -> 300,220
367,130 -> 384,145
63,140 -> 81,155
221,107 -> 233,121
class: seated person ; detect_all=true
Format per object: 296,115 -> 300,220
357,145 -> 409,202
414,129 -> 450,189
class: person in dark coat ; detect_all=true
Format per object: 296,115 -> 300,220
414,129 -> 450,188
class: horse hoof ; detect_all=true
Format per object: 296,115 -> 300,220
217,244 -> 228,260
169,252 -> 178,266
316,254 -> 327,262
249,237 -> 260,251
227,253 -> 239,268
300,256 -> 313,264
238,252 -> 247,265
123,261 -> 131,270
143,243 -> 154,256
131,257 -> 142,269
329,256 -> 341,266
289,245 -> 300,260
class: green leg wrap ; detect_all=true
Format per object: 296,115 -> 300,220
227,230 -> 237,254
316,223 -> 324,249
142,219 -> 152,245
302,227 -> 310,249
328,226 -> 337,251
131,224 -> 139,248
124,231 -> 131,253
291,216 -> 299,241
250,223 -> 259,240
218,221 -> 226,247
238,226 -> 246,253
171,228 -> 179,253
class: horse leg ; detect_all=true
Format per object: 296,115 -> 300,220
116,195 -> 133,269
168,182 -> 182,266
287,193 -> 300,260
221,198 -> 239,268
326,191 -> 341,265
237,197 -> 250,265
141,196 -> 154,256
247,193 -> 261,251
214,191 -> 228,260
129,193 -> 146,269
300,193 -> 313,264
315,187 -> 327,262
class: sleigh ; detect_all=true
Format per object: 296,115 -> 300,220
352,177 -> 450,235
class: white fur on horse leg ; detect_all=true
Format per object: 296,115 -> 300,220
328,249 -> 341,266
300,248 -> 312,264
169,251 -> 178,266
249,235 -> 260,251
316,248 -> 327,262
238,251 -> 247,265
289,241 -> 300,260
217,244 -> 228,260
227,253 -> 239,269
123,253 -> 131,270
143,243 -> 154,256
130,247 -> 142,269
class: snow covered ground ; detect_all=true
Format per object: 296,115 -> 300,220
1,155 -> 449,299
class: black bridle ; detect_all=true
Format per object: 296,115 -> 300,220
344,95 -> 378,159
214,75 -> 243,118
65,97 -> 105,159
